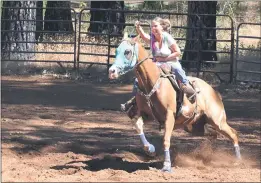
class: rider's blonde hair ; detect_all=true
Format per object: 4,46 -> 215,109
152,17 -> 171,31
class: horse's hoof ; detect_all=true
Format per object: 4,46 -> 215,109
144,144 -> 156,157
161,162 -> 172,173
234,145 -> 241,160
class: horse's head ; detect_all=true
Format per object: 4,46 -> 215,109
108,32 -> 139,80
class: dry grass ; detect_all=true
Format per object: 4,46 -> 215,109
35,44 -> 74,62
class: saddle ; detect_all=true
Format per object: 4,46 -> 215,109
125,65 -> 197,120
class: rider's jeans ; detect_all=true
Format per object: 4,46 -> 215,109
167,61 -> 189,84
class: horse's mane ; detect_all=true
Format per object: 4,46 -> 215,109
122,37 -> 136,45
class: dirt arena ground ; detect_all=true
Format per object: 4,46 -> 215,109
1,74 -> 260,182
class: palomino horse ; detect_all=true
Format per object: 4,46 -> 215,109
108,33 -> 241,172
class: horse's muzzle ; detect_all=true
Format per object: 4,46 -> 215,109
108,68 -> 119,80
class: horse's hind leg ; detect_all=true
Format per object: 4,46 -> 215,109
133,116 -> 156,156
207,111 -> 241,159
217,122 -> 241,159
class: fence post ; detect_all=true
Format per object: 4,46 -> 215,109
107,33 -> 111,75
229,16 -> 235,83
72,9 -> 77,70
197,15 -> 202,78
77,9 -> 84,71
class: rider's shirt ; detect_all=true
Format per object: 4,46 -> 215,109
152,32 -> 179,62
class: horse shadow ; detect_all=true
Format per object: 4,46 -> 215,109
51,155 -> 162,173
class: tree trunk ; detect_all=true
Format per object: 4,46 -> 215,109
44,1 -> 73,34
182,1 -> 217,69
143,1 -> 163,10
1,1 -> 36,62
88,1 -> 125,36
36,1 -> 43,42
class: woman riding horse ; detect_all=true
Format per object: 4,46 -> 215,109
108,30 -> 241,173
121,17 -> 196,112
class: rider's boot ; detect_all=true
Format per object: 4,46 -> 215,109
180,83 -> 196,102
121,96 -> 136,112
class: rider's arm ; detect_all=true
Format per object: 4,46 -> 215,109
135,22 -> 151,44
164,41 -> 181,61
159,33 -> 181,62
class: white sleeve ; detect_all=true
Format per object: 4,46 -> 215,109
164,32 -> 176,47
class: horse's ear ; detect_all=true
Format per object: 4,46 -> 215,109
132,35 -> 140,42
123,32 -> 128,40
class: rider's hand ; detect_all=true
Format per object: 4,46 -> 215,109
155,56 -> 166,62
135,21 -> 141,28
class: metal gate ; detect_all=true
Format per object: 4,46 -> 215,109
3,6 -> 254,84
235,23 -> 261,83
77,9 -> 234,82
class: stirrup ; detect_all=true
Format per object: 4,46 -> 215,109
120,103 -> 128,112
187,88 -> 200,102
188,92 -> 196,101
184,87 -> 196,102
121,97 -> 136,112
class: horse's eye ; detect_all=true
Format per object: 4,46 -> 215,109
124,49 -> 132,60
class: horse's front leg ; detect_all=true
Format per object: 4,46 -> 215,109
162,109 -> 175,173
134,116 -> 156,156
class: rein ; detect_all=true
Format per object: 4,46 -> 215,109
131,43 -> 164,128
134,54 -> 151,68
129,42 -> 161,99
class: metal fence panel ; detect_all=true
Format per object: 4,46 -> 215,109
235,23 -> 261,83
77,8 -> 234,82
1,7 -> 238,83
